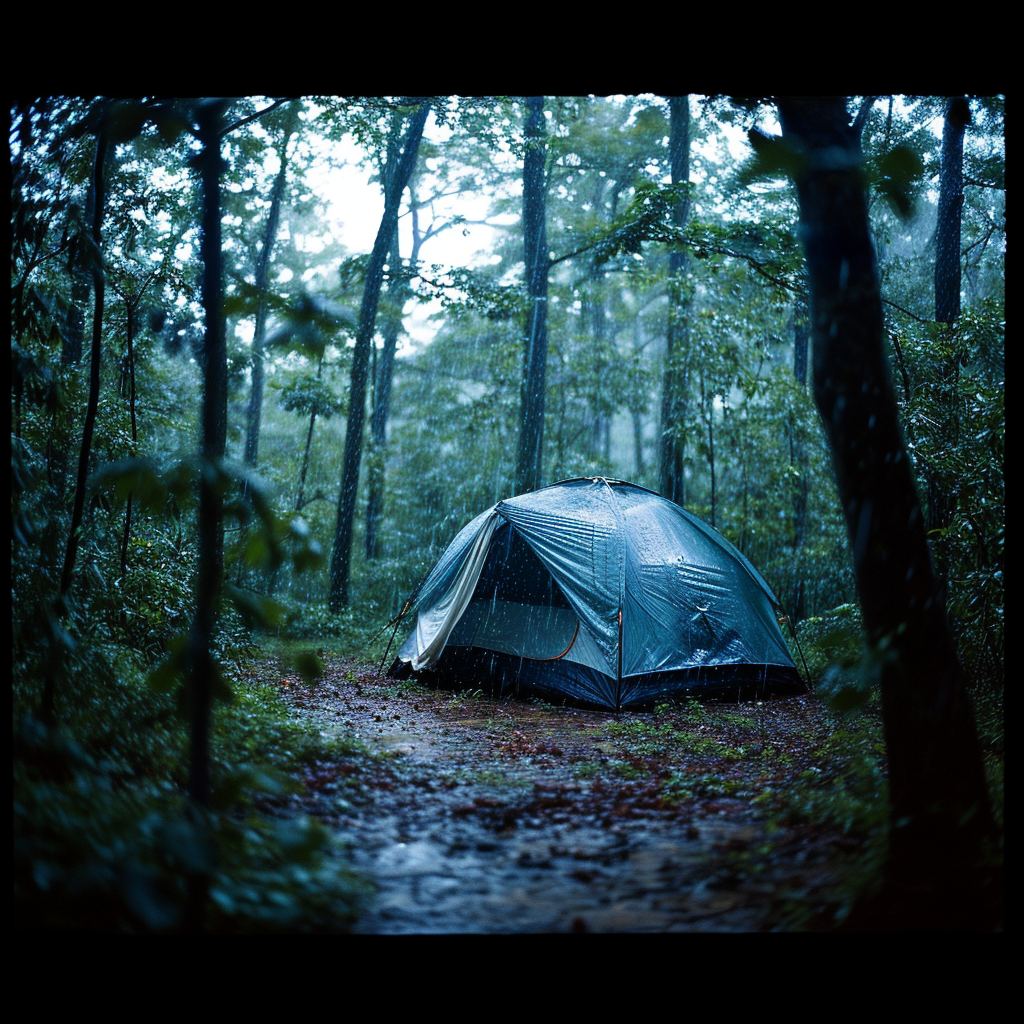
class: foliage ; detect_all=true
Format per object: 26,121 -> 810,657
13,658 -> 366,932
894,303 -> 1005,690
11,94 -> 1003,930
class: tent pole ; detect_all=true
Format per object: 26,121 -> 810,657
377,600 -> 411,676
782,612 -> 813,693
371,558 -> 438,674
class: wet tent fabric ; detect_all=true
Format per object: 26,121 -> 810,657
390,478 -> 802,710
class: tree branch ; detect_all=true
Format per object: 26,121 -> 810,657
962,221 -> 997,262
221,98 -> 297,137
692,241 -> 798,293
852,95 -> 880,138
16,238 -> 72,284
963,175 -> 1004,190
882,296 -> 931,323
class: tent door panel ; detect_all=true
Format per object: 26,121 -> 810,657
448,522 -> 579,661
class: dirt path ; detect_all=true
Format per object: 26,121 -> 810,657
276,661 -> 855,933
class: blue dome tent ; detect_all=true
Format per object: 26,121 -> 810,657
388,478 -> 804,711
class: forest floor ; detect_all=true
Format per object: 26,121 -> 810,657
265,658 -> 872,933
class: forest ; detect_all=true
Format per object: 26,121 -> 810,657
11,95 -> 1004,932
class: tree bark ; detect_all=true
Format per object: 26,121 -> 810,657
329,101 -> 430,610
44,115 -> 109,724
243,105 -> 300,476
776,96 -> 995,928
365,222 -> 403,561
119,300 -> 139,578
295,351 -> 325,513
62,182 -> 96,366
111,269 -> 157,580
188,100 -> 229,812
364,121 -> 409,561
366,154 -> 436,561
59,127 -> 109,601
515,97 -> 550,495
659,95 -> 691,506
935,97 -> 970,323
790,284 -> 810,620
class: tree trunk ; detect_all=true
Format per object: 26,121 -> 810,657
295,407 -> 318,512
188,100 -> 229,812
62,181 -> 96,366
659,95 -> 691,506
119,300 -> 139,578
790,285 -> 810,620
935,97 -> 970,324
776,96 -> 996,928
364,121 -> 410,560
632,408 -> 644,477
243,106 -> 299,476
515,97 -> 550,495
295,351 -> 325,513
45,116 -> 109,724
178,98 -> 230,934
329,101 -> 430,610
59,127 -> 109,602
366,172 -> 424,559
704,376 -> 716,528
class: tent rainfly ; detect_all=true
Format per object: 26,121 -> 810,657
388,478 -> 804,711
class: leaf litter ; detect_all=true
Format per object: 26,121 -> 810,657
264,658 -> 870,933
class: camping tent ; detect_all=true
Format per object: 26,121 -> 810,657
388,478 -> 803,710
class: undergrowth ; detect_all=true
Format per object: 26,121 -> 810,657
13,640 -> 368,933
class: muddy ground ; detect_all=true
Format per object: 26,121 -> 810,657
273,660 -> 864,933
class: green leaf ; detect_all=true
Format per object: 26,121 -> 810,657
878,143 -> 925,183
291,535 -> 324,575
104,100 -> 148,143
290,650 -> 325,683
875,144 -> 925,220
225,584 -> 285,630
242,531 -> 278,572
739,129 -> 807,185
158,809 -> 218,875
818,663 -> 874,715
147,638 -> 187,694
210,661 -> 235,706
89,457 -> 168,510
119,864 -> 182,931
210,765 -> 295,810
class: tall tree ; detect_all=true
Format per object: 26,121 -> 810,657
365,221 -> 403,561
329,100 -> 430,610
243,103 -> 301,477
789,282 -> 810,620
658,95 -> 691,506
774,96 -> 996,928
39,104 -> 110,723
515,96 -> 550,495
288,349 -> 344,512
63,189 -> 95,367
187,98 -> 229,814
111,267 -> 158,578
934,96 -> 971,323
58,108 -> 109,603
